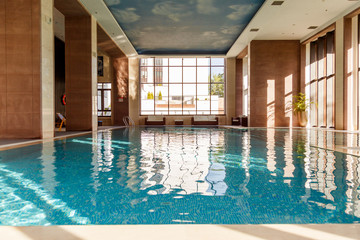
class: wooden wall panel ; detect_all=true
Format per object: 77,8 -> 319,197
0,0 -> 6,136
0,0 -> 41,138
235,59 -> 243,116
249,40 -> 300,127
65,16 -> 93,130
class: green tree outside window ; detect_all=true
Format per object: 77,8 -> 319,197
209,73 -> 224,97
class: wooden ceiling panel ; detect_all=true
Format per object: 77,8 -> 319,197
97,25 -> 126,58
54,0 -> 89,17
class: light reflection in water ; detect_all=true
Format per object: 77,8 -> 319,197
0,127 -> 359,225
283,130 -> 294,181
266,129 -> 276,173
240,130 -> 250,196
139,128 -> 227,196
41,142 -> 57,195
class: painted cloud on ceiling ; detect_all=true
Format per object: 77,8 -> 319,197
103,0 -> 264,54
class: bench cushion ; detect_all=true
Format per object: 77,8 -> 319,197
194,116 -> 216,122
147,116 -> 164,121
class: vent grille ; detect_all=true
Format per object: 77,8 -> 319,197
271,1 -> 284,6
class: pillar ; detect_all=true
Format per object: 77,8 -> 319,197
235,58 -> 243,117
113,57 -> 129,125
65,15 -> 97,131
0,0 -> 54,139
41,0 -> 55,138
226,58 -> 236,124
128,58 -> 140,125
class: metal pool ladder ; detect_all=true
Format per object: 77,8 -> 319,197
123,116 -> 135,126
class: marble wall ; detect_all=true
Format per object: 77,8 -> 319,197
128,58 -> 140,125
113,57 -> 129,126
335,19 -> 345,130
41,0 -> 55,138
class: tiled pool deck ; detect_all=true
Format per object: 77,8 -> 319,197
0,224 -> 359,240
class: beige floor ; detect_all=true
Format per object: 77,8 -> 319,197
0,126 -> 125,151
223,126 -> 360,157
0,224 -> 359,240
0,126 -> 360,240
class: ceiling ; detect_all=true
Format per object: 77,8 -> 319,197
102,0 -> 265,55
227,0 -> 360,57
77,0 -> 360,58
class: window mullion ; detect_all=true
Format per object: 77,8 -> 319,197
210,58 -> 212,115
196,58 -> 198,115
140,57 -> 225,116
168,60 -> 169,115
182,58 -> 184,115
153,57 -> 155,115
102,88 -> 105,116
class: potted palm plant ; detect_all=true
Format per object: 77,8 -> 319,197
293,93 -> 314,127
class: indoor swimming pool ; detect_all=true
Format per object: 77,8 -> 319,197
0,127 -> 359,226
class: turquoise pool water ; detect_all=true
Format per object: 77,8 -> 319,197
0,127 -> 359,225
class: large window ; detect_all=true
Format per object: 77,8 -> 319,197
358,16 -> 360,129
98,83 -> 111,117
140,58 -> 225,115
308,31 -> 335,128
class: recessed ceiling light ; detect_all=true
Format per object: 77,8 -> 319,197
271,1 -> 284,6
250,28 -> 259,32
308,26 -> 318,29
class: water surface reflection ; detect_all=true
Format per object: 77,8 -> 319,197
0,127 -> 359,225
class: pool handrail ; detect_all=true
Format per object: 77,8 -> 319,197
123,116 -> 135,126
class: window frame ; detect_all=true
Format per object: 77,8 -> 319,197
308,31 -> 335,128
98,83 -> 112,117
139,57 -> 226,116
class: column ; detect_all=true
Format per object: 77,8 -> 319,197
65,15 -> 97,131
41,0 -> 55,138
0,0 -> 54,139
128,58 -> 140,125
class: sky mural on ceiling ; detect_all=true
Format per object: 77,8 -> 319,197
103,0 -> 265,55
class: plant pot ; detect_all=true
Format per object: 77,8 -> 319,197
297,111 -> 307,127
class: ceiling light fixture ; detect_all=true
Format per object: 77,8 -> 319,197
308,26 -> 318,29
271,1 -> 284,6
250,28 -> 259,32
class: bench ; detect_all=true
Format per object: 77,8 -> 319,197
191,116 -> 218,125
145,116 -> 166,125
